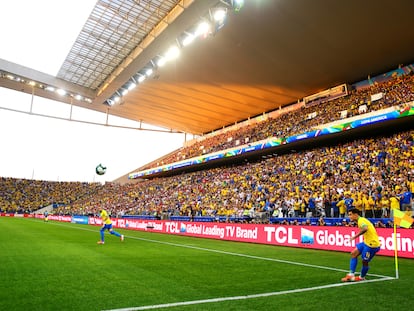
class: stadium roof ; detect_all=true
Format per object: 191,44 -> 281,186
1,0 -> 414,135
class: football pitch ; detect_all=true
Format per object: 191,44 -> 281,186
0,217 -> 412,311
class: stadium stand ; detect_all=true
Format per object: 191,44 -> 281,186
142,73 -> 414,170
1,70 -> 413,229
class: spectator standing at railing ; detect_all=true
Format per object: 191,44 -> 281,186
293,197 -> 301,217
308,195 -> 316,217
379,194 -> 390,218
399,185 -> 413,212
330,194 -> 339,218
337,197 -> 347,218
389,190 -> 400,219
372,188 -> 382,218
353,193 -> 363,216
362,191 -> 374,218
314,192 -> 324,216
344,192 -> 355,212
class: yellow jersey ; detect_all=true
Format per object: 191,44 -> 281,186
358,216 -> 380,248
100,210 -> 112,225
337,199 -> 346,215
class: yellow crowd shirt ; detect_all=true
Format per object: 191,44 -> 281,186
390,196 -> 400,211
337,200 -> 346,215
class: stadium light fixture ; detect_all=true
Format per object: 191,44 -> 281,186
127,82 -> 136,91
138,75 -> 146,83
165,45 -> 180,61
182,33 -> 195,46
156,56 -> 166,67
56,89 -> 67,96
195,21 -> 211,37
104,0 -> 245,106
213,8 -> 227,22
1,70 -> 91,104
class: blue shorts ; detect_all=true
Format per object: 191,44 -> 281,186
102,224 -> 113,230
357,242 -> 380,262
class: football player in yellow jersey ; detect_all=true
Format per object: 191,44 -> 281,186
97,209 -> 124,244
341,208 -> 381,282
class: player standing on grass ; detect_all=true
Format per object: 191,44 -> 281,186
97,209 -> 124,244
341,208 -> 381,282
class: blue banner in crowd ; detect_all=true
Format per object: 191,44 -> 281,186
129,104 -> 414,179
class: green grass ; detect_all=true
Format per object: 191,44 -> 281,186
0,217 -> 412,311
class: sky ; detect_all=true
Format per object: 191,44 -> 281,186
0,0 -> 186,182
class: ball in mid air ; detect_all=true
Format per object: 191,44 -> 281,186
95,164 -> 107,175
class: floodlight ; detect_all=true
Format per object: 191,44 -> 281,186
165,46 -> 180,61
57,89 -> 67,96
138,75 -> 146,83
104,0 -> 245,107
213,8 -> 226,22
195,21 -> 210,37
127,82 -> 136,90
182,34 -> 195,46
157,56 -> 166,67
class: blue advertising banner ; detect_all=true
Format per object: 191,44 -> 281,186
129,104 -> 414,179
71,216 -> 89,225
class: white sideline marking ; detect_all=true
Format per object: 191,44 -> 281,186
128,235 -> 393,277
102,277 -> 394,311
44,219 -> 391,278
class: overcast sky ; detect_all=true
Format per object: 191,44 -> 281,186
0,0 -> 186,182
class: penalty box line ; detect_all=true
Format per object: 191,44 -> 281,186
103,277 -> 394,311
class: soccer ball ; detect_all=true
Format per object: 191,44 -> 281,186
95,164 -> 107,175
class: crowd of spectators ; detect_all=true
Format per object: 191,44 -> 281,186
1,73 -> 413,229
0,178 -> 102,214
1,132 -> 412,228
148,73 -> 414,169
56,129 -> 412,229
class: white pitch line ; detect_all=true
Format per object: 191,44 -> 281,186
114,234 -> 391,279
39,219 -> 392,278
33,219 -> 395,310
103,277 -> 394,311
